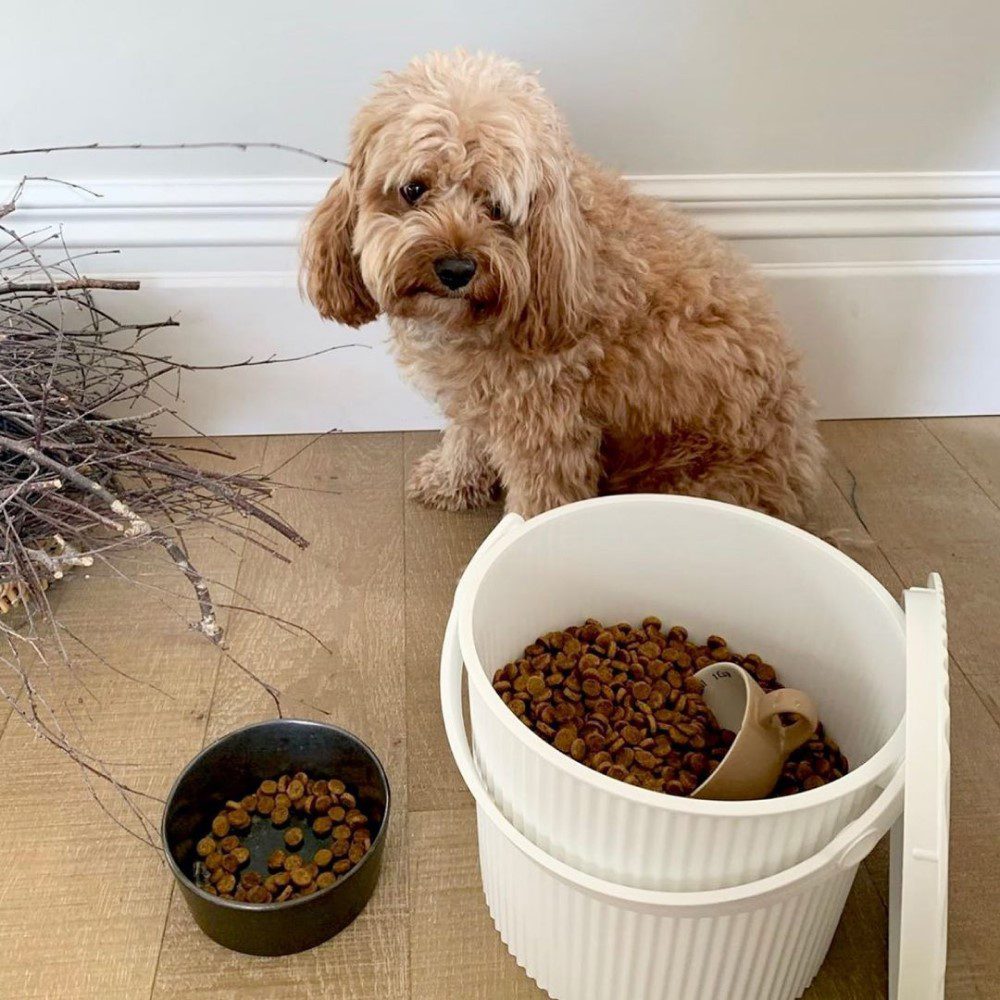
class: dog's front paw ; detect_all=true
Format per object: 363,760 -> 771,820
407,446 -> 498,512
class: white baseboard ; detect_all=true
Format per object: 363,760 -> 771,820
12,171 -> 1000,245
104,275 -> 441,437
6,172 -> 1000,432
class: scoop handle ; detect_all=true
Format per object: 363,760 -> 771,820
757,687 -> 820,756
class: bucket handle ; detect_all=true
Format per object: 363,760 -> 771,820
441,600 -> 904,908
453,511 -> 525,611
442,508 -> 525,809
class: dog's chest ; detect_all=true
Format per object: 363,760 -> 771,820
391,319 -> 586,422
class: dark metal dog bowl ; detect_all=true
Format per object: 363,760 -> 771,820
162,718 -> 390,955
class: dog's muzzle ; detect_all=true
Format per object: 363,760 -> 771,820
434,256 -> 477,290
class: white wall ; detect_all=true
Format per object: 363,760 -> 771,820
6,0 -> 1000,177
4,1 -> 1000,431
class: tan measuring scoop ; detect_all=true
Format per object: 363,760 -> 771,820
691,662 -> 819,801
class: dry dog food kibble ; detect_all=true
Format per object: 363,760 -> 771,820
283,827 -> 305,849
491,618 -> 848,798
190,770 -> 374,904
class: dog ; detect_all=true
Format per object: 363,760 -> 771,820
303,50 -> 824,523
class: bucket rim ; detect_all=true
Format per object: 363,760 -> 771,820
444,602 -> 906,914
457,494 -> 905,818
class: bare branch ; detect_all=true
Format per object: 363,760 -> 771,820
1,278 -> 140,294
0,141 -> 347,167
0,174 -> 340,847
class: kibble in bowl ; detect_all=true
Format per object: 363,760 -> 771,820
190,769 -> 373,904
162,719 -> 390,956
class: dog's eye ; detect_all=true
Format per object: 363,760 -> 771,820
486,201 -> 505,222
400,181 -> 427,205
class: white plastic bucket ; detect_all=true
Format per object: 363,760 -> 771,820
454,496 -> 905,891
442,607 -> 905,1000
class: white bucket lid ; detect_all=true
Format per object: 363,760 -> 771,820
891,572 -> 950,999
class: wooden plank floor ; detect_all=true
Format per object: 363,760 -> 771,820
0,420 -> 996,999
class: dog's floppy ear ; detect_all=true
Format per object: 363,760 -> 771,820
519,158 -> 595,351
302,167 -> 379,327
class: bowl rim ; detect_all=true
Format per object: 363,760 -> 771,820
456,493 -> 906,817
161,717 -> 391,912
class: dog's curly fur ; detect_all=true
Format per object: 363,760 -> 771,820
303,51 -> 824,522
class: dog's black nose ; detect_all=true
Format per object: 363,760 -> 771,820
434,256 -> 477,290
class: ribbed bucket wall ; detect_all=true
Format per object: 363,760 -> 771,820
477,806 -> 857,1000
461,496 -> 905,891
470,685 -> 874,891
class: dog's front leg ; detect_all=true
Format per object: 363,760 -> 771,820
407,422 -> 499,511
491,418 -> 602,519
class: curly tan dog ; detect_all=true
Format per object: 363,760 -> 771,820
303,51 -> 824,522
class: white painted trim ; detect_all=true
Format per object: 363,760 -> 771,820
633,172 -> 1000,238
6,171 -> 1000,246
757,258 -> 1000,277
5,172 -> 1000,427
129,259 -> 1000,285
86,260 -> 1000,433
628,171 -> 1000,201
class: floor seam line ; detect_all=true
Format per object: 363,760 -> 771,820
825,424 -> 1000,726
920,418 -> 1000,515
875,543 -> 1000,728
408,800 -> 477,815
146,436 -> 266,999
195,437 -> 266,749
857,856 -> 890,917
146,881 -> 176,999
401,431 -> 415,1000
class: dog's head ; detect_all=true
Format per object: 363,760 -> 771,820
302,51 -> 593,348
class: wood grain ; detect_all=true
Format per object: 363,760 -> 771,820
403,432 -> 501,813
409,808 -> 547,999
804,866 -> 889,999
0,419 -> 994,999
0,437 -> 264,1000
151,433 -> 410,1000
822,419 -> 1000,547
822,420 -> 1000,1000
810,454 -> 901,907
923,416 -> 1000,504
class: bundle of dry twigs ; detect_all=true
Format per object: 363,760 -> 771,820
0,170 -> 337,845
